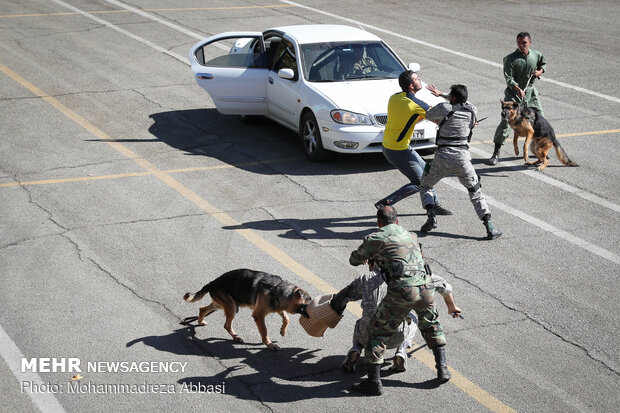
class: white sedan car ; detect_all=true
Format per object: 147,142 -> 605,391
189,24 -> 442,161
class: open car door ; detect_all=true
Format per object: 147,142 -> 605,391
189,32 -> 269,115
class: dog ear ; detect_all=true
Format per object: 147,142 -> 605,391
294,288 -> 304,298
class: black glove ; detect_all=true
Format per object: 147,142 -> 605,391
330,286 -> 351,315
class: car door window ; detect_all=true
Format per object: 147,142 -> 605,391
194,36 -> 266,68
270,39 -> 298,80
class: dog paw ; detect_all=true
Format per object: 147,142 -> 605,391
267,343 -> 280,351
280,328 -> 287,336
198,320 -> 207,326
232,335 -> 244,343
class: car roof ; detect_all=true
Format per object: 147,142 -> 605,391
268,24 -> 382,44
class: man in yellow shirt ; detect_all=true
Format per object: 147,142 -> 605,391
375,70 -> 452,216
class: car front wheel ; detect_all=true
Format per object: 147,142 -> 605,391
299,112 -> 333,162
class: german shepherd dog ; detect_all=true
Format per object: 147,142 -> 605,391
183,269 -> 311,351
501,100 -> 578,171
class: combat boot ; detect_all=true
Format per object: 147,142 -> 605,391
389,355 -> 406,372
432,346 -> 451,383
433,202 -> 454,216
374,198 -> 390,210
482,214 -> 502,240
420,206 -> 437,232
351,363 -> 383,396
340,349 -> 360,373
487,143 -> 501,166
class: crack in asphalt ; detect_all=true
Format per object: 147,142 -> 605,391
12,178 -> 276,409
10,181 -> 185,321
7,24 -> 106,44
0,84 -> 191,104
131,88 -> 174,111
428,259 -> 620,376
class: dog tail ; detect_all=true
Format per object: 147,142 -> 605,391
183,283 -> 211,303
553,141 -> 578,167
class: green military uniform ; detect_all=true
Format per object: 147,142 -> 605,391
494,48 -> 547,145
349,223 -> 445,365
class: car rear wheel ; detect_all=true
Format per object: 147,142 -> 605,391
299,112 -> 333,162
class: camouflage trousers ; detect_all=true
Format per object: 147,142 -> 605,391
340,270 -> 417,359
420,147 -> 490,220
366,277 -> 445,365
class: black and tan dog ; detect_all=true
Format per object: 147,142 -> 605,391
183,269 -> 311,351
501,100 -> 578,171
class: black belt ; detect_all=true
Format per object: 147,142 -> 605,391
437,143 -> 468,148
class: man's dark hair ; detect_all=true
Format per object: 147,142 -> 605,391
377,206 -> 398,225
398,70 -> 415,92
449,84 -> 468,103
517,31 -> 531,40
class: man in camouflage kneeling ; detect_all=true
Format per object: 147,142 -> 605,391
347,205 -> 450,395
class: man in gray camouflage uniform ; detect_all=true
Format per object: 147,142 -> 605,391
419,84 -> 502,240
340,205 -> 450,396
334,269 -> 461,373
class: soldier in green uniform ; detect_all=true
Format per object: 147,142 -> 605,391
488,32 -> 547,165
347,206 -> 450,396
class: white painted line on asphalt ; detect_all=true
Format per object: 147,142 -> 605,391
468,146 -> 620,214
0,325 -> 67,413
50,0 -> 189,65
441,178 -> 620,265
103,0 -> 204,40
277,0 -> 620,104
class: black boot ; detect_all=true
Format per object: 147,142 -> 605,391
434,202 -> 454,216
482,214 -> 502,240
487,143 -> 501,166
330,286 -> 351,315
374,198 -> 391,210
420,206 -> 437,232
432,346 -> 451,383
351,363 -> 383,396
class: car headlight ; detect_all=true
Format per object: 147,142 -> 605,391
330,110 -> 372,125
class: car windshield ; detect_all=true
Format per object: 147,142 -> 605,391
300,41 -> 405,82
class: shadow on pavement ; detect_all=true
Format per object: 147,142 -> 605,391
142,109 -> 393,177
128,326 -> 445,401
222,213 -> 422,241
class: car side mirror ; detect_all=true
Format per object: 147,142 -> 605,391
278,68 -> 295,80
408,63 -> 421,73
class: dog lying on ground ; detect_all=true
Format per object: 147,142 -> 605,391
182,268 -> 311,351
501,100 -> 578,171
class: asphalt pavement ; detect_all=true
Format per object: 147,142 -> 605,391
1,1 -> 619,412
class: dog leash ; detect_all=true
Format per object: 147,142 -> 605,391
516,74 -> 535,102
179,316 -> 199,325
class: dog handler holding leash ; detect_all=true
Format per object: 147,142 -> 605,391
488,32 -> 547,166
